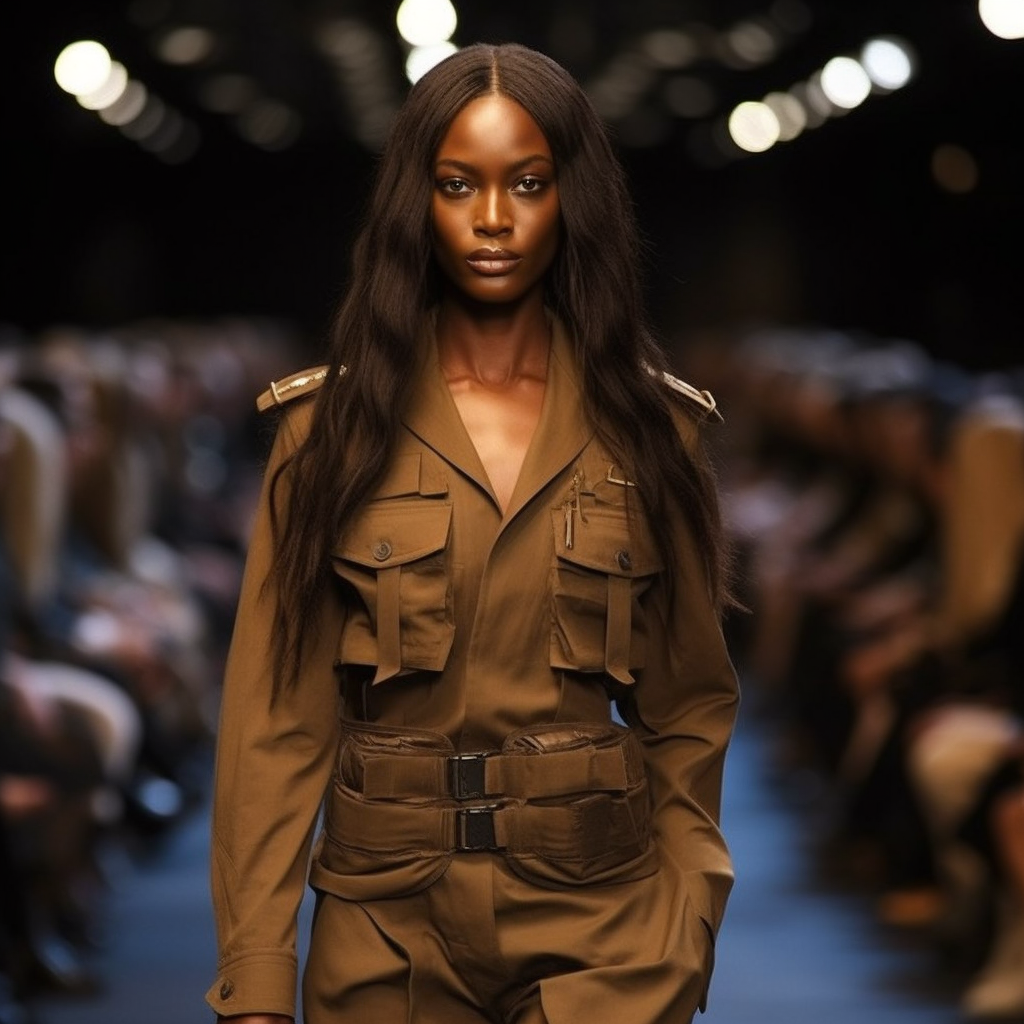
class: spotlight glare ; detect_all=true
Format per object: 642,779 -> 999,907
820,56 -> 872,109
979,0 -> 1024,38
76,61 -> 129,110
861,37 -> 915,90
405,42 -> 458,83
728,100 -> 781,153
396,0 -> 458,48
54,40 -> 112,95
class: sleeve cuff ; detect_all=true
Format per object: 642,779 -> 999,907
205,951 -> 298,1019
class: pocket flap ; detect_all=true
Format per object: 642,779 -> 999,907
551,507 -> 661,577
371,452 -> 448,499
334,502 -> 452,568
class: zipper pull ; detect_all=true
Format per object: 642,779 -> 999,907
564,500 -> 575,548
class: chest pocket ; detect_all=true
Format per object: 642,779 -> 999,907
331,453 -> 454,684
550,502 -> 663,684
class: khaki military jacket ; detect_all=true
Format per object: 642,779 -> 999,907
207,320 -> 738,1018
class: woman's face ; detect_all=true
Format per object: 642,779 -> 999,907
432,93 -> 560,307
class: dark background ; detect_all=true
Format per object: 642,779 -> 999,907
6,0 -> 1023,368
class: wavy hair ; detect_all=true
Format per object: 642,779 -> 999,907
268,42 -> 729,691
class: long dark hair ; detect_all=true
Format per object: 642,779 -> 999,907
268,42 -> 729,690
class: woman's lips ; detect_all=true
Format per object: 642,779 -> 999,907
466,248 -> 522,275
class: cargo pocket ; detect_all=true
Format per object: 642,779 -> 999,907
500,723 -> 658,889
310,778 -> 453,900
332,497 -> 454,683
550,506 -> 662,683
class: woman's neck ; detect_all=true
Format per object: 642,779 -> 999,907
435,297 -> 551,387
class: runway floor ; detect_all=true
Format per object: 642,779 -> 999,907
32,697 -> 974,1024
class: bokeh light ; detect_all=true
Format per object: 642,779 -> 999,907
54,40 -> 112,95
978,0 -> 1024,38
77,61 -> 128,110
236,99 -> 302,151
98,80 -> 148,126
728,100 -> 781,153
820,56 -> 872,109
641,29 -> 697,69
932,143 -> 980,193
763,90 -> 807,141
726,19 -> 779,66
155,26 -> 216,65
861,37 -> 915,90
396,0 -> 458,48
405,42 -> 458,84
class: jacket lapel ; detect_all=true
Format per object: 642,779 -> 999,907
401,328 -> 496,502
503,319 -> 593,525
400,317 -> 594,521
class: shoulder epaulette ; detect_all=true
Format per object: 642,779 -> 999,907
655,368 -> 723,422
256,365 -> 345,413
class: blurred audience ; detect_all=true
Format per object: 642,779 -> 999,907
0,318 -> 294,1022
693,326 -> 1024,1021
5,313 -> 1022,1021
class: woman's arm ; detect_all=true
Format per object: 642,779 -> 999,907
206,404 -> 345,1020
628,412 -> 740,954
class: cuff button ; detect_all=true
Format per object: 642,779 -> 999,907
219,980 -> 234,1000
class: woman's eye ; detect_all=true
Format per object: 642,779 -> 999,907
440,178 -> 470,194
515,176 -> 544,193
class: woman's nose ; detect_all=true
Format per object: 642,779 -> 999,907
473,187 -> 512,235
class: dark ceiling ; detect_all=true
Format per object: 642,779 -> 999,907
8,0 -> 1024,369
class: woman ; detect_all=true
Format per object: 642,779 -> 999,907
207,42 -> 737,1024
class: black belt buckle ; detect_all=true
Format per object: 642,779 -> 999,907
455,805 -> 499,851
447,752 -> 490,799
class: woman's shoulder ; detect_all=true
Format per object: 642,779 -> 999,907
255,364 -> 340,413
643,368 -> 723,455
651,369 -> 722,424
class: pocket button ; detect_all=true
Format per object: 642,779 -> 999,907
616,549 -> 632,572
372,540 -> 393,561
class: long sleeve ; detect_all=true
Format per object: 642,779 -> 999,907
631,417 -> 739,941
206,404 -> 344,1019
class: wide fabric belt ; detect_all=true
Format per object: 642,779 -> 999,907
338,719 -> 643,797
326,780 -> 649,856
358,744 -> 632,800
330,719 -> 650,857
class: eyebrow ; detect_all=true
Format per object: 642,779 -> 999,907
434,155 -> 554,173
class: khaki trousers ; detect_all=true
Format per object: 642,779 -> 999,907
302,853 -> 712,1024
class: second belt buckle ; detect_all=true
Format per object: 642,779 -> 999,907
455,805 -> 500,852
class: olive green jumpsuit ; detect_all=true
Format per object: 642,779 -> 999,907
206,321 -> 738,1023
